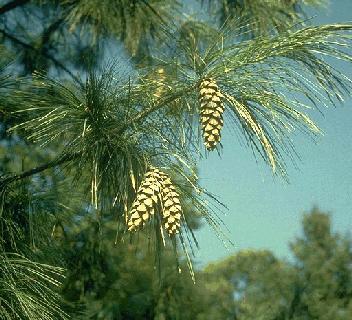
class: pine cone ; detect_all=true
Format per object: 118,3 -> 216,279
160,175 -> 182,235
198,78 -> 224,151
127,167 -> 183,236
127,167 -> 163,232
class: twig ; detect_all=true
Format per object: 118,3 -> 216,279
116,85 -> 196,134
0,153 -> 77,188
0,0 -> 29,16
0,28 -> 82,85
41,18 -> 64,46
1,85 -> 197,185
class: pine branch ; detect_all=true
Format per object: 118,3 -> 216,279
0,153 -> 77,188
141,0 -> 168,29
0,252 -> 69,320
115,85 -> 196,134
0,28 -> 82,84
0,0 -> 29,16
1,82 -> 194,185
41,18 -> 64,46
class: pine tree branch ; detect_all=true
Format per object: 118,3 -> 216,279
0,0 -> 29,16
141,0 -> 168,29
0,153 -> 77,188
115,85 -> 196,134
41,18 -> 64,46
1,86 -> 195,185
0,28 -> 82,84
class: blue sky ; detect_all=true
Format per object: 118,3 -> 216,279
195,0 -> 352,266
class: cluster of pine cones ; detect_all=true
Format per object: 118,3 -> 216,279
198,78 -> 225,151
127,77 -> 224,236
127,167 -> 182,236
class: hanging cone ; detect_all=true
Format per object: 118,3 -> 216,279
198,78 -> 225,151
160,175 -> 182,236
127,166 -> 183,236
127,167 -> 164,232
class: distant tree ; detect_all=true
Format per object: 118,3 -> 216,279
201,208 -> 352,319
289,208 -> 352,319
60,218 -> 208,319
59,208 -> 352,319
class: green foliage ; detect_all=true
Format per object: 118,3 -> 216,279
208,0 -> 326,37
61,0 -> 177,58
202,208 -> 352,320
1,0 -> 352,319
11,22 -> 352,179
153,22 -> 352,175
55,208 -> 352,319
289,209 -> 352,319
6,60 -> 229,269
60,218 -> 206,319
0,179 -> 73,319
0,253 -> 68,320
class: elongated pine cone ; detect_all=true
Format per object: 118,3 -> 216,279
198,78 -> 224,151
160,175 -> 182,235
127,167 -> 183,236
127,168 -> 163,232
